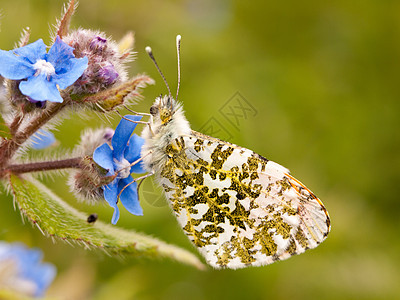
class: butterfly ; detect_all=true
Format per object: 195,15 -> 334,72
139,36 -> 331,269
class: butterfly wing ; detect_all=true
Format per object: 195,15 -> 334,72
157,131 -> 330,269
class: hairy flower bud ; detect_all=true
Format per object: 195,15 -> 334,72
63,29 -> 130,94
98,62 -> 119,86
69,128 -> 115,203
68,156 -> 111,203
4,79 -> 46,113
89,36 -> 107,52
73,127 -> 114,156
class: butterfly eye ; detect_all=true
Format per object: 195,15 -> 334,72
150,105 -> 158,116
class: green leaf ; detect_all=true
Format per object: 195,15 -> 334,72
6,174 -> 205,270
0,114 -> 11,139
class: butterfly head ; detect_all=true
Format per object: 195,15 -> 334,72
147,94 -> 189,137
150,95 -> 177,125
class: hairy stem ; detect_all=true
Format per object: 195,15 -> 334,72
0,97 -> 70,167
2,157 -> 82,175
14,100 -> 68,146
9,112 -> 24,137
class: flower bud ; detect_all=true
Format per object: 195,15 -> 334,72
98,62 -> 119,86
4,79 -> 46,113
73,127 -> 114,156
63,29 -> 130,94
69,128 -> 115,203
102,127 -> 114,142
68,156 -> 110,203
89,36 -> 107,52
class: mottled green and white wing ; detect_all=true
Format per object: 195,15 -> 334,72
158,131 -> 331,269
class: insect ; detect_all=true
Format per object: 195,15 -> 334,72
139,35 -> 331,269
87,213 -> 98,224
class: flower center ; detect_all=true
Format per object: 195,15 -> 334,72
114,158 -> 131,179
33,59 -> 56,76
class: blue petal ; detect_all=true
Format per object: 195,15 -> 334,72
125,134 -> 146,174
112,115 -> 142,161
30,263 -> 56,297
93,143 -> 114,175
13,39 -> 47,64
19,73 -> 63,102
52,56 -> 88,89
16,249 -> 56,297
11,244 -> 42,266
103,180 -> 120,224
47,36 -> 75,73
0,50 -> 35,80
30,129 -> 56,150
119,177 -> 143,216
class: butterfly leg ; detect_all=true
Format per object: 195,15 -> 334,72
117,172 -> 154,200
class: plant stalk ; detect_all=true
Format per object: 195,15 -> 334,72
0,98 -> 69,167
1,157 -> 82,175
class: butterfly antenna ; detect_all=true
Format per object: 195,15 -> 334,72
176,35 -> 182,101
145,46 -> 171,97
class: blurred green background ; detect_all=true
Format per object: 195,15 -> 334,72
1,0 -> 400,299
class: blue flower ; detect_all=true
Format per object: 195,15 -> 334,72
93,115 -> 145,224
30,129 -> 56,150
0,241 -> 56,297
0,36 -> 88,102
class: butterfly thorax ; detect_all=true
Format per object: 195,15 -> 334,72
141,95 -> 191,174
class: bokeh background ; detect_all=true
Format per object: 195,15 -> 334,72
1,0 -> 399,299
